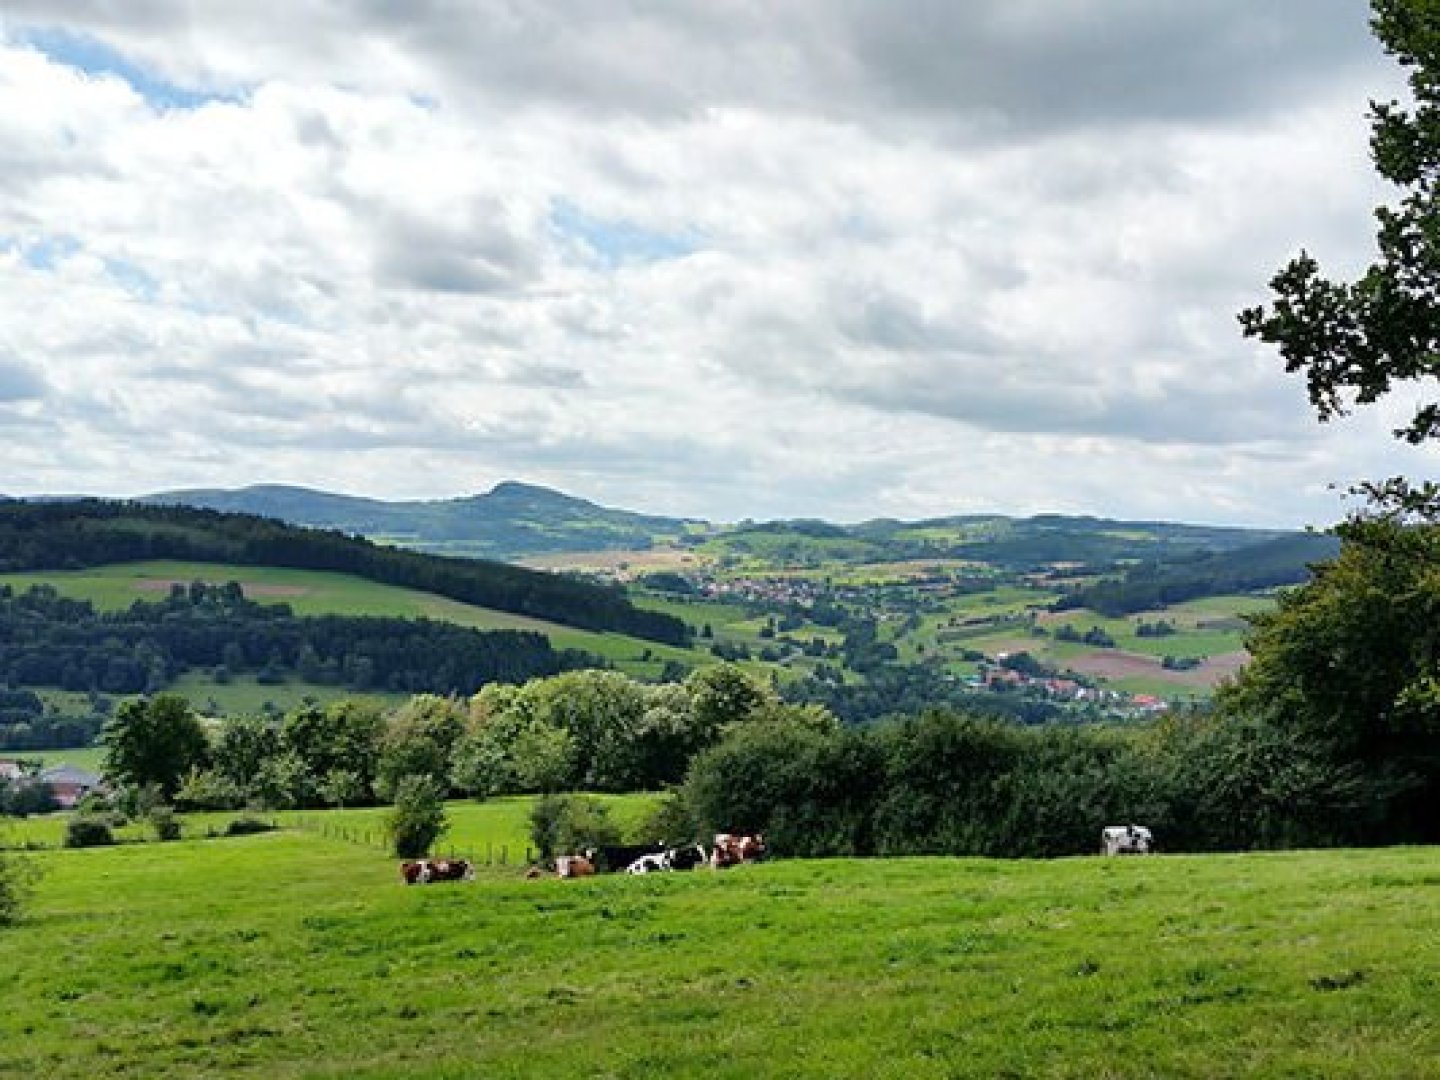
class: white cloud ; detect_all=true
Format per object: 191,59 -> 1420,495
0,6 -> 1423,527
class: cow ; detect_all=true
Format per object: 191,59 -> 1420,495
1100,825 -> 1153,856
625,851 -> 671,874
711,833 -> 766,869
555,854 -> 596,878
400,858 -> 475,884
665,843 -> 708,871
592,844 -> 667,873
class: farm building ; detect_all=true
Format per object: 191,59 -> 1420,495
37,764 -> 103,808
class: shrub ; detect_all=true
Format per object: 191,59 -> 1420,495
385,775 -> 449,859
634,792 -> 698,848
224,816 -> 276,837
65,816 -> 116,848
528,794 -> 620,860
0,853 -> 39,927
148,805 -> 181,842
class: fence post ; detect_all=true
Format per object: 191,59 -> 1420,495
501,845 -> 508,866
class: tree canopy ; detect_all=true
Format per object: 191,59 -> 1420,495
1240,0 -> 1440,514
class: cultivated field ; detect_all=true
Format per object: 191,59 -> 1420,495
4,829 -> 1440,1077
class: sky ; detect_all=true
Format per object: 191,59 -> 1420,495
0,2 -> 1434,528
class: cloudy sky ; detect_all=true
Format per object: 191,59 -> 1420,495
0,2 -> 1432,527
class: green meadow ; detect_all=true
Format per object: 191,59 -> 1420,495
0,795 -> 666,856
4,831 -> 1440,1077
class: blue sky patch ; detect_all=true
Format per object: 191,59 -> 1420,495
18,27 -> 235,110
550,199 -> 698,268
16,233 -> 81,271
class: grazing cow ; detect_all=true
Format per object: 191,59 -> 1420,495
711,833 -> 766,869
400,858 -> 475,884
555,854 -> 596,878
1100,825 -> 1153,856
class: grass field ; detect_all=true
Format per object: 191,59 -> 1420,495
3,834 -> 1440,1077
0,794 -> 666,855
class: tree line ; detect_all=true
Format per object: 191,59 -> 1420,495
0,500 -> 690,645
88,665 -> 824,814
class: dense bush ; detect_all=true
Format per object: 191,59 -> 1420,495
0,853 -> 39,927
148,806 -> 182,842
528,795 -> 621,860
64,817 -> 117,848
223,816 -> 276,837
681,711 -> 1216,859
0,778 -> 57,818
385,776 -> 449,859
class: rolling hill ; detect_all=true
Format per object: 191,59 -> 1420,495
139,480 -> 699,559
128,479 -> 1312,573
0,500 -> 690,646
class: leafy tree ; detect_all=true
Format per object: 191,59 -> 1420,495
510,722 -> 578,793
101,694 -> 209,798
450,731 -> 510,800
685,664 -> 775,738
281,700 -> 384,803
374,694 -> 468,800
174,767 -> 244,812
1240,0 -> 1440,514
211,715 -> 281,798
1216,517 -> 1440,842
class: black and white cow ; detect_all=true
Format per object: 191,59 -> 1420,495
1100,825 -> 1153,856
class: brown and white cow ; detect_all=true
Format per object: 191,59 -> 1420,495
555,854 -> 596,878
400,858 -> 475,884
710,833 -> 766,869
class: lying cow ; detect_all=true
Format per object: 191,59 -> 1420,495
400,858 -> 475,884
624,843 -> 710,874
555,854 -> 596,878
592,844 -> 667,873
625,851 -> 671,874
1100,825 -> 1153,856
665,843 -> 708,871
711,833 -> 766,869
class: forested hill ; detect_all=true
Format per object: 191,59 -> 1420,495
1052,531 -> 1342,616
0,501 -> 691,646
139,480 -> 696,559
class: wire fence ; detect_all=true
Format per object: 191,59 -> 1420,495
288,815 -> 534,866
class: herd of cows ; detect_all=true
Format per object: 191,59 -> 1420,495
399,834 -> 768,885
400,827 -> 1153,885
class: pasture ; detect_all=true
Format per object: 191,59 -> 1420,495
4,832 -> 1440,1077
0,795 -> 665,855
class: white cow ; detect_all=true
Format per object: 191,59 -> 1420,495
1101,824 -> 1153,856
